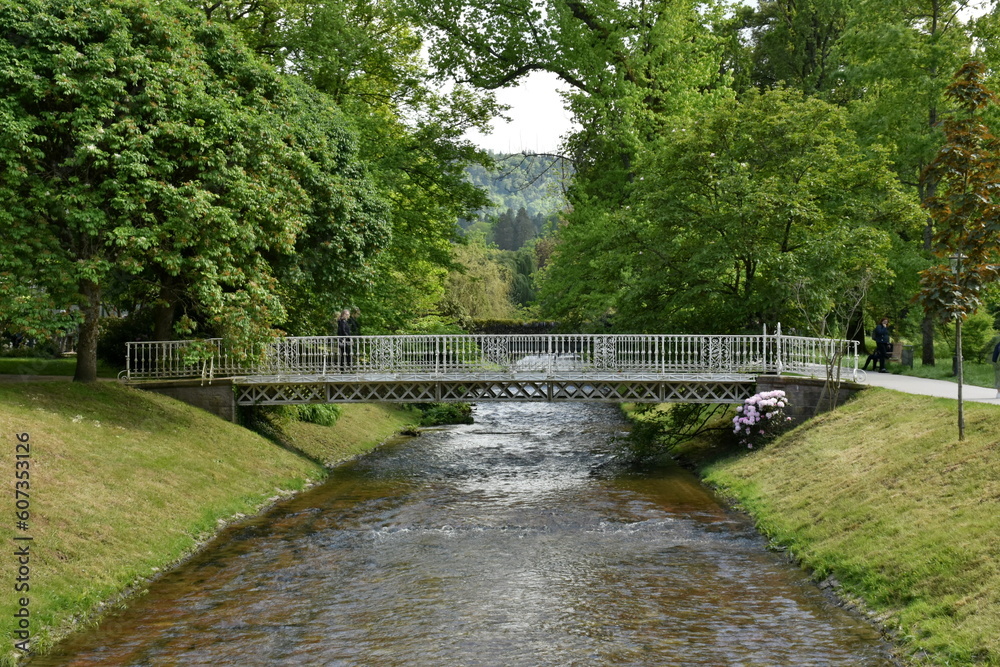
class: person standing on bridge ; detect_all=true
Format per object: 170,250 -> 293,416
338,308 -> 353,371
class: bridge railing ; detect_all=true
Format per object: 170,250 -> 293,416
779,334 -> 859,377
124,332 -> 858,382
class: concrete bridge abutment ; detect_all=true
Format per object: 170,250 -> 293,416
755,375 -> 865,424
131,379 -> 237,423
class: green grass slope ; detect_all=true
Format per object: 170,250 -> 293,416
0,382 -> 416,664
695,388 -> 1000,665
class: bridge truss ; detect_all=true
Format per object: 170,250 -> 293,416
234,376 -> 758,405
124,329 -> 858,405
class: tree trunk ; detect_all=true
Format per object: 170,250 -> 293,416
153,290 -> 178,341
921,316 -> 935,365
956,316 -> 964,441
73,280 -> 102,383
921,102 -> 938,366
921,211 -> 936,364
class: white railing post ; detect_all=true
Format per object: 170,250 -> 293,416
762,324 -> 768,374
547,334 -> 552,376
775,322 -> 784,375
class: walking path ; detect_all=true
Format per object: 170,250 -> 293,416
860,371 -> 1000,404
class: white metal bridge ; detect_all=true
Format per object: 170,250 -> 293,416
124,327 -> 859,406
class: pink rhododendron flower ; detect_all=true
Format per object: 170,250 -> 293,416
733,389 -> 791,448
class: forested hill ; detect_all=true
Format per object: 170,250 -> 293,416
463,151 -> 571,227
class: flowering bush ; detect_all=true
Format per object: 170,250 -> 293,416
732,390 -> 792,448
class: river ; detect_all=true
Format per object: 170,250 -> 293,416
37,402 -> 896,666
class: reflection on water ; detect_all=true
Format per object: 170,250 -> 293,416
37,403 -> 895,666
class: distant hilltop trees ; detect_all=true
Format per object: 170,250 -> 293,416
461,152 -> 571,250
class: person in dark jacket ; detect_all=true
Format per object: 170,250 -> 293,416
872,317 -> 891,373
337,308 -> 353,371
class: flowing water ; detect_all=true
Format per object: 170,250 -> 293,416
38,403 -> 896,666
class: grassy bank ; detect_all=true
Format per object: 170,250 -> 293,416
0,382 -> 417,665
676,388 -> 1000,665
0,358 -> 118,378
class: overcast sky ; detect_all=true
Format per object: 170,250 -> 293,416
463,70 -> 578,155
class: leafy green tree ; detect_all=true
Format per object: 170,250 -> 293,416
840,0 -> 976,362
191,0 -> 500,332
188,0 -> 301,59
919,61 -> 1000,440
441,241 -> 517,321
726,0 -> 851,98
494,208 -> 516,251
493,206 -> 536,251
540,88 -> 923,333
271,79 -> 391,335
0,0 -> 325,380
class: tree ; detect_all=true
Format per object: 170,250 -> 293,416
269,79 -> 391,335
409,0 -> 730,200
840,0 -> 976,363
189,0 -> 501,332
919,61 -> 1000,441
539,88 -> 923,333
493,206 -> 536,251
494,208 -> 516,251
0,0 -> 324,380
728,0 -> 851,98
512,207 -> 536,250
441,241 -> 517,321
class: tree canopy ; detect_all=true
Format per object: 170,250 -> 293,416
539,88 -> 923,333
0,0 -> 355,379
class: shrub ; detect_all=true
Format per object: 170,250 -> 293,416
416,403 -> 474,426
938,311 -> 997,363
0,338 -> 60,358
732,390 -> 792,448
293,403 -> 342,427
616,403 -> 727,463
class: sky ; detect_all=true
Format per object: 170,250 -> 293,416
462,71 -> 578,155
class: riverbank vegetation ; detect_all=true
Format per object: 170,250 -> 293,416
0,382 -> 418,665
670,388 -> 1000,666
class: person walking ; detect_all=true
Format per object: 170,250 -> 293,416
873,317 -> 891,373
337,308 -> 353,371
